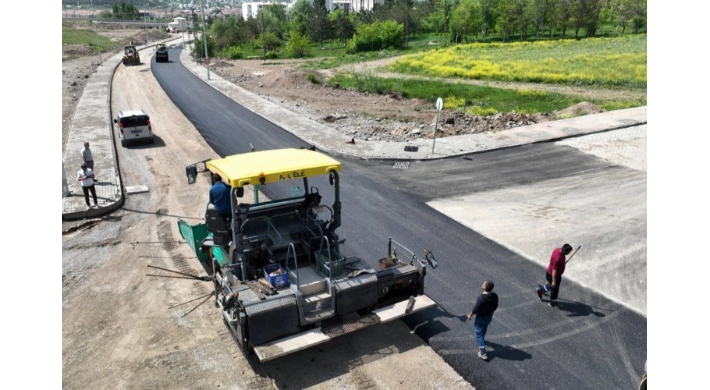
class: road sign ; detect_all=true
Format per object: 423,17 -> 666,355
433,97 -> 443,153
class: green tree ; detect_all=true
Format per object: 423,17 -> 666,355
347,20 -> 404,53
288,0 -> 312,36
112,0 -> 139,20
256,6 -> 287,59
209,16 -> 245,53
256,31 -> 282,54
629,0 -> 646,33
573,0 -> 603,38
375,0 -> 417,45
261,4 -> 289,40
530,0 -> 557,38
450,0 -> 483,42
479,0 -> 500,39
420,0 -> 453,43
518,0 -> 535,39
306,0 -> 332,49
555,0 -> 575,38
242,15 -> 261,43
286,29 -> 311,58
495,0 -> 517,41
356,9 -> 378,25
410,0 -> 437,34
602,0 -> 645,34
330,8 -> 355,46
193,35 -> 215,59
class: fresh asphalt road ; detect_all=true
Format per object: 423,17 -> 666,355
150,48 -> 646,389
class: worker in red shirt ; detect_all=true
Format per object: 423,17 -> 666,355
537,243 -> 573,307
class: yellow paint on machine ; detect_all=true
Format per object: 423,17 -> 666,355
207,148 -> 342,188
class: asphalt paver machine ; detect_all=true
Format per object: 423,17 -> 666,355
175,148 -> 439,362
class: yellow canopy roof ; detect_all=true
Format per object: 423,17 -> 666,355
207,148 -> 342,188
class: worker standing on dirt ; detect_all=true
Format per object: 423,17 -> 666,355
208,173 -> 232,218
467,280 -> 499,360
537,243 -> 573,308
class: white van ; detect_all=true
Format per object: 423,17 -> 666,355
114,110 -> 154,147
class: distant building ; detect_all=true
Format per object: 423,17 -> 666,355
333,0 -> 352,12
242,1 -> 290,20
168,17 -> 188,32
241,0 -> 380,20
350,0 -> 382,13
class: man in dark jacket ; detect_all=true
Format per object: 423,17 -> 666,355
467,280 -> 499,360
209,173 -> 232,218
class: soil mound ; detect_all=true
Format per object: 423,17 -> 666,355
555,101 -> 603,119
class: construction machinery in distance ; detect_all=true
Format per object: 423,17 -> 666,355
122,44 -> 140,65
155,44 -> 168,63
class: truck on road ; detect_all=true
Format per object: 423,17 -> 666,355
176,148 -> 439,362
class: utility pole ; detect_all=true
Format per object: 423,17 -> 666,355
95,28 -> 103,65
199,0 -> 210,80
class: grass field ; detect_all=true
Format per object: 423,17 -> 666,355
63,20 -> 647,116
389,35 -> 647,89
62,24 -> 125,52
328,35 -> 646,115
329,71 -> 645,115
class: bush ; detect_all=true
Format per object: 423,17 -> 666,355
226,46 -> 243,59
256,32 -> 282,53
265,50 -> 278,59
306,73 -> 321,85
345,39 -> 357,54
286,30 -> 311,58
444,95 -> 466,109
348,20 -> 404,53
466,106 -> 498,116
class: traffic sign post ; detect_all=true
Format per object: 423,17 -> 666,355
432,97 -> 443,154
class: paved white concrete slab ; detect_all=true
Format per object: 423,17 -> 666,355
428,129 -> 647,315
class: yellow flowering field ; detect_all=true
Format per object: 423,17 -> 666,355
387,35 -> 647,89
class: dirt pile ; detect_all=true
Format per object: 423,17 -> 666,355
212,65 -> 558,142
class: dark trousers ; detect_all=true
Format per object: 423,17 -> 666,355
82,184 -> 98,206
474,315 -> 493,353
545,271 -> 562,301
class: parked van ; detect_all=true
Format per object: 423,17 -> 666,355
114,110 -> 154,146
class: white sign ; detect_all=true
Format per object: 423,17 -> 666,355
436,97 -> 443,111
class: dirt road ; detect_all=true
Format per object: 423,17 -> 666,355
62,44 -> 472,390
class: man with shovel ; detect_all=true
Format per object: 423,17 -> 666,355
537,243 -> 578,308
